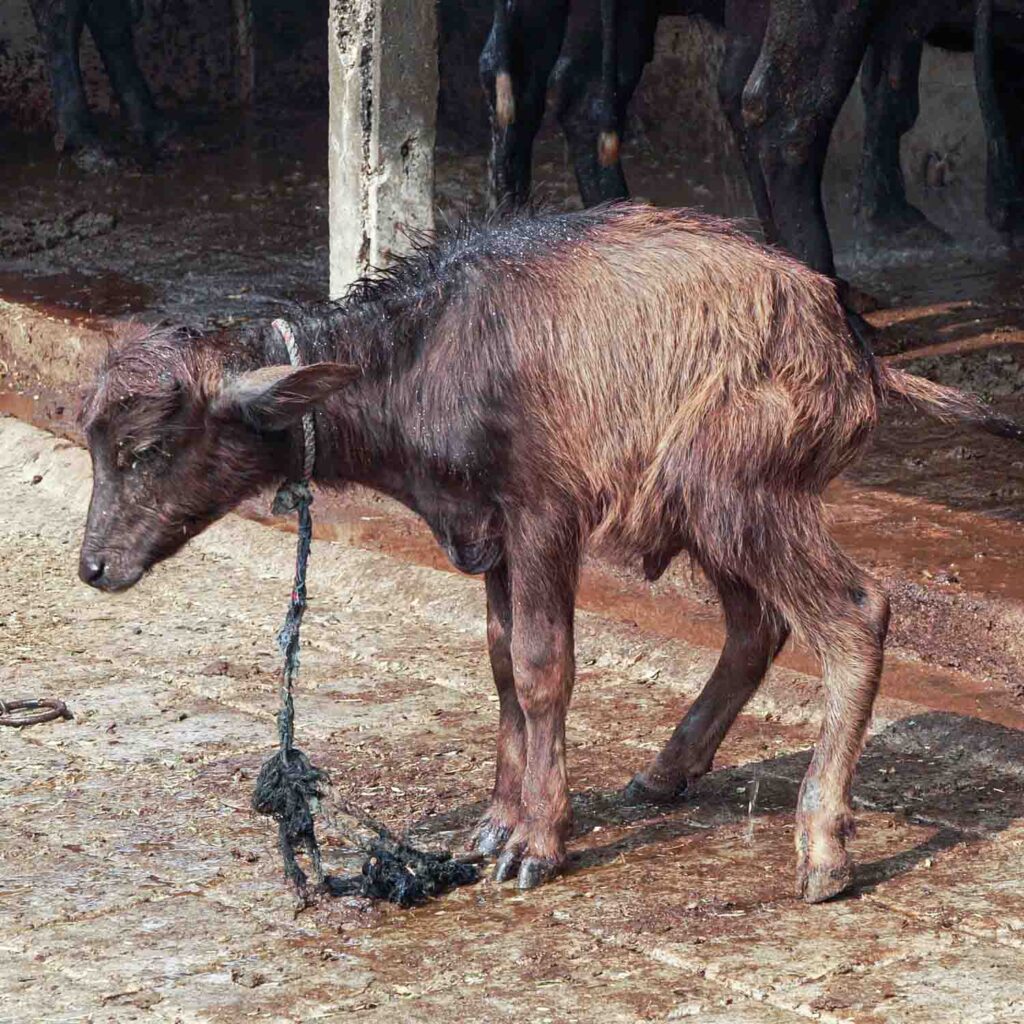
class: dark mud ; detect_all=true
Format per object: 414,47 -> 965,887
0,118 -> 330,326
0,208 -> 116,259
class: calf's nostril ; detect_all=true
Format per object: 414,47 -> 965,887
80,557 -> 106,586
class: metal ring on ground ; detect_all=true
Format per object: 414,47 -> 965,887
0,698 -> 72,728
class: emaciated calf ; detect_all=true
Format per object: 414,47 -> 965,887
78,205 -> 1023,900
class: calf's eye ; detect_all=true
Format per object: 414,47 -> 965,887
116,442 -> 158,471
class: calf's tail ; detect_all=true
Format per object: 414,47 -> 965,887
879,363 -> 1024,442
597,0 -> 620,167
493,0 -> 516,128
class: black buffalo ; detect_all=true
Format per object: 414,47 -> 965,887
482,0 -> 1024,277
28,0 -> 172,171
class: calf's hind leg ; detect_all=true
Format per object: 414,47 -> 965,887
472,563 -> 527,857
750,524 -> 890,903
624,578 -> 788,805
791,570 -> 889,902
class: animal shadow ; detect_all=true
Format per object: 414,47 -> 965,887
413,711 -> 1024,896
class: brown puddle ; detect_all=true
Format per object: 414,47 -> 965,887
828,480 -> 1024,602
0,387 -> 80,441
883,330 -> 1024,363
0,269 -> 154,321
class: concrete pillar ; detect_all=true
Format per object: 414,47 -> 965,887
328,0 -> 438,298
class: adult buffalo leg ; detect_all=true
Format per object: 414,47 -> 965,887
857,0 -> 957,244
84,0 -> 171,149
493,518 -> 578,889
720,0 -> 774,239
975,0 -> 1024,244
743,0 -> 879,276
623,577 -> 788,804
554,1 -> 658,206
480,0 -> 569,208
858,35 -> 950,240
993,45 -> 1024,245
27,0 -> 115,169
473,563 -> 527,857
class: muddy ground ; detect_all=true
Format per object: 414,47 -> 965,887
3,113 -> 1024,1023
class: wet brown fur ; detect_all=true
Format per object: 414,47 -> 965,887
78,204 -> 1023,900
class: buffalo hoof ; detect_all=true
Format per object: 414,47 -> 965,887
622,773 -> 687,806
516,856 -> 562,890
493,844 -> 563,889
472,819 -> 513,858
860,208 -> 951,253
797,858 -> 854,904
70,143 -> 122,174
835,278 -> 884,315
893,219 -> 952,249
141,115 -> 183,156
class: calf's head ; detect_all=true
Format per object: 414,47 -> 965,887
78,330 -> 356,592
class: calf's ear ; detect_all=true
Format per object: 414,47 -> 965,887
214,362 -> 359,429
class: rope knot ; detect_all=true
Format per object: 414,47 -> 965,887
271,480 -> 313,517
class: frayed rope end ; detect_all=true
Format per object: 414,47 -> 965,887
355,835 -> 480,908
252,747 -> 479,906
252,746 -> 329,893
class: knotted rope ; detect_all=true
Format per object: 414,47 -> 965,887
250,318 -> 479,906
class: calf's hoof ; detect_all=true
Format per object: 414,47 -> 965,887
516,856 -> 563,890
494,846 -> 563,889
797,857 -> 854,904
492,829 -> 566,889
622,772 -> 687,806
472,818 -> 513,858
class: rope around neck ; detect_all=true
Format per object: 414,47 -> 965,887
250,318 -> 480,906
272,318 -> 315,483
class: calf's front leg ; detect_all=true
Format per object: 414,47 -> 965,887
493,539 -> 577,889
473,563 -> 526,857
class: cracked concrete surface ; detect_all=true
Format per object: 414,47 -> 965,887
1,415 -> 1023,1024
